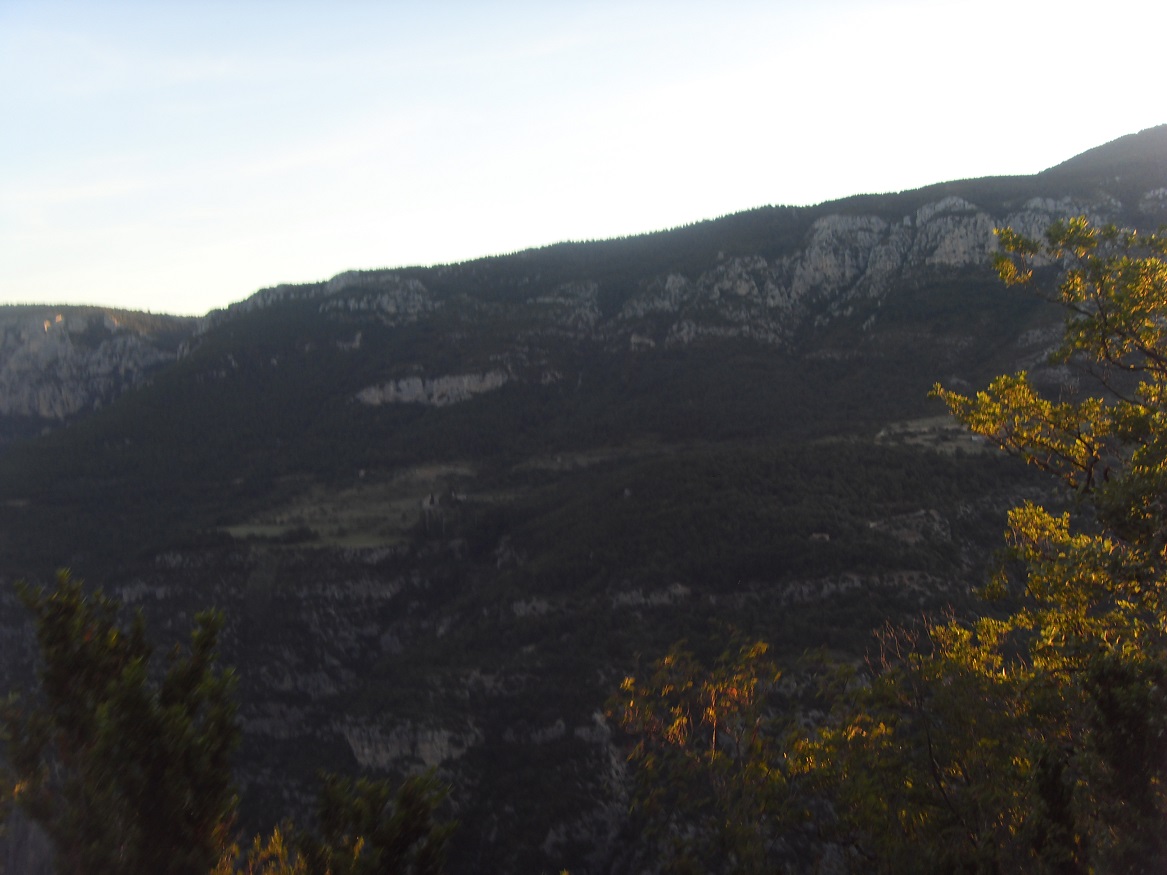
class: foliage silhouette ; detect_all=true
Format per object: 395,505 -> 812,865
2,570 -> 239,875
2,572 -> 454,875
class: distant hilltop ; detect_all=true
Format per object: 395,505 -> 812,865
1,124 -> 1165,441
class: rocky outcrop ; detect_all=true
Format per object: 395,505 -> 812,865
605,192 -> 1129,349
0,308 -> 193,421
319,273 -> 440,325
528,281 -> 602,333
336,719 -> 484,770
355,371 -> 510,406
186,188 -> 1142,370
1139,187 -> 1167,220
0,185 -> 1145,448
198,270 -> 439,335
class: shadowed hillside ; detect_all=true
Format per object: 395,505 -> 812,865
0,125 -> 1164,873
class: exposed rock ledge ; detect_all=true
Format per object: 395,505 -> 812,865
355,371 -> 509,406
335,719 -> 484,769
0,309 -> 189,420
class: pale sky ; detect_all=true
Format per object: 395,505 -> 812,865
2,0 -> 1164,316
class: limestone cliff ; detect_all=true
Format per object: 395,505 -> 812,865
0,308 -> 195,426
0,189 -> 1133,439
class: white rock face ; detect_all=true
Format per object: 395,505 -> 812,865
355,371 -> 510,406
0,310 -> 186,419
1139,187 -> 1167,219
792,215 -> 891,298
1000,196 -> 1113,242
200,271 -> 439,334
911,198 -> 998,267
319,274 -> 439,324
613,190 -> 1133,347
610,582 -> 690,608
621,273 -> 693,318
530,281 -> 601,332
336,720 -> 483,769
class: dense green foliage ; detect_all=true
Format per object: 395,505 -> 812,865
295,773 -> 453,875
2,574 -> 453,875
2,571 -> 239,875
216,773 -> 452,875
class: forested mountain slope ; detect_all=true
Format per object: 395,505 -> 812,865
1,125 -> 1164,873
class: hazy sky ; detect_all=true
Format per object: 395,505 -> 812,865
3,1 -> 1164,316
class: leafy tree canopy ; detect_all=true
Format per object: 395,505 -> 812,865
615,218 -> 1167,873
2,570 -> 239,875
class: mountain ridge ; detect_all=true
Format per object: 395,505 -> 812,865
3,125 -> 1162,440
1,127 -> 1165,873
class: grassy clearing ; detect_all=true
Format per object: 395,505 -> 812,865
875,415 -> 993,455
223,463 -> 478,547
